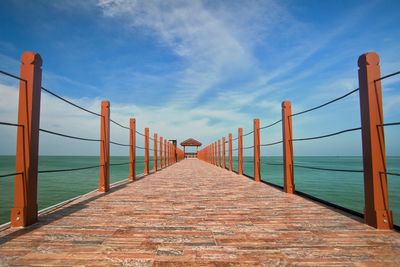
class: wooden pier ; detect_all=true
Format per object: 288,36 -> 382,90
1,159 -> 399,266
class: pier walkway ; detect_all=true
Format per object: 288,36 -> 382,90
0,159 -> 399,266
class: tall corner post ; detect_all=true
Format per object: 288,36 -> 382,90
358,52 -> 392,229
144,128 -> 149,175
228,133 -> 233,171
254,119 -> 261,182
282,101 -> 295,194
99,100 -> 110,192
154,133 -> 158,172
128,118 -> 136,181
11,52 -> 42,227
222,137 -> 226,169
238,128 -> 243,175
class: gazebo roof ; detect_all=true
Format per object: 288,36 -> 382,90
180,138 -> 202,147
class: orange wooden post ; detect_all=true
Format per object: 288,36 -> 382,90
164,139 -> 167,168
128,118 -> 136,181
254,119 -> 261,182
228,133 -> 233,171
358,52 -> 393,229
282,101 -> 295,194
154,133 -> 158,172
11,52 -> 42,227
218,139 -> 221,167
144,128 -> 149,175
222,137 -> 226,169
99,100 -> 110,192
238,128 -> 243,175
160,136 -> 163,169
214,142 -> 217,165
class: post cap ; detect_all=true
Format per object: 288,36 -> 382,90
21,52 -> 42,66
101,100 -> 110,108
282,100 -> 291,108
358,52 -> 380,67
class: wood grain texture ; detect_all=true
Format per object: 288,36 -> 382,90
1,159 -> 399,266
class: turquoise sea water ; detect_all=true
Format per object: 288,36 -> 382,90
0,156 -> 153,225
1,156 -> 399,226
230,156 -> 399,226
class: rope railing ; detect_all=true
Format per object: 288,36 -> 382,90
0,121 -> 23,128
384,171 -> 400,177
109,162 -> 130,167
110,141 -> 130,147
378,121 -> 400,127
197,52 -> 399,230
110,118 -> 130,130
375,70 -> 400,82
0,53 -> 185,228
261,162 -> 284,166
38,165 -> 102,174
243,130 -> 254,137
290,88 -> 359,118
291,127 -> 361,142
41,86 -> 101,117
260,140 -> 283,147
39,128 -> 101,142
0,70 -> 26,82
260,119 -> 282,130
136,130 -> 145,137
0,172 -> 22,178
293,164 -> 363,173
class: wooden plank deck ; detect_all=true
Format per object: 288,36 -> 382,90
0,159 -> 399,266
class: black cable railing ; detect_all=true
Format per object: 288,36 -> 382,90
375,70 -> 400,82
0,172 -> 22,178
110,141 -> 130,147
260,140 -> 283,147
38,164 -> 102,174
110,118 -> 130,130
378,121 -> 400,127
291,127 -> 361,142
109,162 -> 130,167
293,164 -> 363,173
384,171 -> 400,177
136,145 -> 145,150
243,145 -> 254,150
39,128 -> 101,142
0,70 -> 26,82
243,130 -> 254,137
0,121 -> 23,128
261,162 -> 283,166
260,119 -> 282,130
41,87 -> 101,117
136,130 -> 145,137
291,88 -> 359,117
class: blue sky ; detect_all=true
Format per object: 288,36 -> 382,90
0,0 -> 399,156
